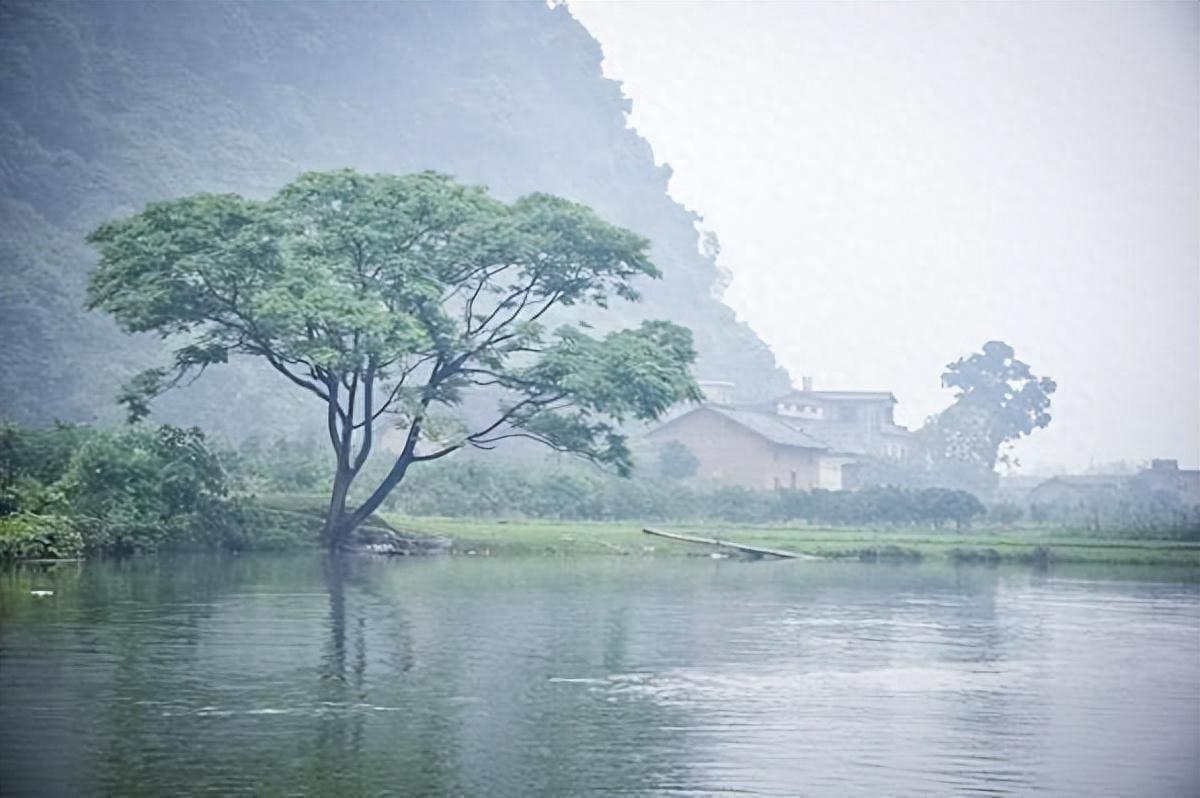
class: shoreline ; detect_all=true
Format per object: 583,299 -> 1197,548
381,515 -> 1200,566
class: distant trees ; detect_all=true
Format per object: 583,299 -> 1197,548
920,341 -> 1056,495
777,485 -> 985,529
986,501 -> 1025,525
1030,485 -> 1200,540
657,441 -> 699,480
87,170 -> 701,550
381,461 -> 988,529
15,421 -> 1195,548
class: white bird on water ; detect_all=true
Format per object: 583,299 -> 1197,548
30,590 -> 53,597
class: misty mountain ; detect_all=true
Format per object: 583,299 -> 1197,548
0,0 -> 790,438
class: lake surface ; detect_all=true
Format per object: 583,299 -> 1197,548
1,554 -> 1197,797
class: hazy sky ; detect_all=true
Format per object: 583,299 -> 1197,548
567,1 -> 1199,472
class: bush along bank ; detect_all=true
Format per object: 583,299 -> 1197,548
0,423 -> 311,560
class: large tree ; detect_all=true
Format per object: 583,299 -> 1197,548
87,170 -> 701,549
921,340 -> 1056,494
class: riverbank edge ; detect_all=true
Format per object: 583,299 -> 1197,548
5,499 -> 1198,566
379,515 -> 1200,566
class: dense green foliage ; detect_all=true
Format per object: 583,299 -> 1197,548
0,1 -> 788,437
87,169 -> 702,546
0,423 -> 308,558
226,437 -> 1195,537
377,459 -> 987,528
3,421 -> 1195,560
384,460 -> 1196,538
0,513 -> 84,561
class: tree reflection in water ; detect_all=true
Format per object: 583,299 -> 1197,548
1,556 -> 1196,797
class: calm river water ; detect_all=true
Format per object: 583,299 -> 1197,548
1,554 -> 1197,797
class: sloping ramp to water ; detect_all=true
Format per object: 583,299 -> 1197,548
642,527 -> 819,560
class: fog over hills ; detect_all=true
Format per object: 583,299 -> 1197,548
0,0 -> 789,439
569,0 -> 1199,472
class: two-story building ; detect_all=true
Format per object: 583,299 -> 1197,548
764,377 -> 914,463
645,378 -> 914,491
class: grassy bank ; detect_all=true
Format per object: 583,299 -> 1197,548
6,421 -> 1195,563
379,514 -> 1200,566
253,497 -> 1200,565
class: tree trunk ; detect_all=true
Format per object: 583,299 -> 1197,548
323,439 -> 425,552
323,467 -> 356,552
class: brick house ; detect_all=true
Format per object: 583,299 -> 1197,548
646,405 -> 852,490
645,378 -> 913,490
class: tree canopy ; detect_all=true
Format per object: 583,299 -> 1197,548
87,170 -> 701,546
921,340 -> 1056,493
941,340 -> 1056,440
1,2 -> 790,433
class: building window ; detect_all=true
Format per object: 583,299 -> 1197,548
838,405 -> 857,422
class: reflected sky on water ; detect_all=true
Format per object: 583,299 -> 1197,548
1,555 -> 1197,796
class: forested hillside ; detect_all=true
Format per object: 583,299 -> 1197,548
0,0 -> 789,438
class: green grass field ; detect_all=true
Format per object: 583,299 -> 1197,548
376,514 -> 1200,566
248,493 -> 1200,566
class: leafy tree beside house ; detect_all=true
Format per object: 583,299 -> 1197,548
920,341 -> 1056,496
87,170 -> 701,550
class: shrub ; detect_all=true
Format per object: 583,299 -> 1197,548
0,513 -> 84,560
986,501 -> 1025,525
0,423 -> 304,556
657,441 -> 699,480
60,426 -> 230,554
230,435 -> 334,494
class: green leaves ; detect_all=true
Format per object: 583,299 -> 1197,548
87,193 -> 276,334
522,321 -> 702,422
118,368 -> 170,424
513,411 -> 632,475
88,169 -> 701,540
87,170 -> 672,407
508,192 -> 656,306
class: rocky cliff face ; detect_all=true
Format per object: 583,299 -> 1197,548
0,0 -> 790,435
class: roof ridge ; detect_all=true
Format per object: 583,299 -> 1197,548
700,405 -> 830,450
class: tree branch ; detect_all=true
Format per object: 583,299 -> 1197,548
352,358 -> 376,473
326,380 -> 342,462
411,445 -> 463,463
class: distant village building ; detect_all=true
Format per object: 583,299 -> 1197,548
762,376 -> 912,462
696,379 -> 737,406
1026,474 -> 1128,507
1137,459 -> 1200,504
1027,460 -> 1200,508
647,405 -> 830,489
645,377 -> 913,490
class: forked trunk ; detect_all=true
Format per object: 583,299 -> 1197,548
322,448 -> 419,553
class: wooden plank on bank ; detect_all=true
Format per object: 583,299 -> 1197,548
642,527 -> 817,560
